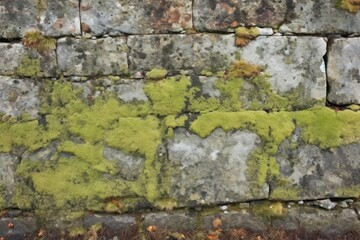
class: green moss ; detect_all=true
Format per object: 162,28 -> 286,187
200,70 -> 213,76
270,187 -> 300,200
336,185 -> 360,197
146,69 -> 168,80
22,30 -> 56,53
336,0 -> 360,13
144,76 -> 191,115
252,202 -> 287,219
15,56 -> 42,77
154,198 -> 177,211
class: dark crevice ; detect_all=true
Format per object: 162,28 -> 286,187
78,0 -> 83,35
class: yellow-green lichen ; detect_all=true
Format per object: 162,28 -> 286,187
252,202 -> 287,219
270,187 -> 300,200
146,69 -> 168,80
336,185 -> 360,197
15,56 -> 42,77
235,27 -> 260,47
144,76 -> 191,115
336,0 -> 360,13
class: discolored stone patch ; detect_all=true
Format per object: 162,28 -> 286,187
239,36 -> 327,105
193,0 -> 287,32
279,0 -> 360,34
143,212 -> 197,231
57,37 -> 128,76
0,43 -> 58,77
0,153 -> 19,208
80,0 -> 192,35
0,0 -> 80,39
272,140 -> 360,200
327,37 -> 360,105
128,34 -> 238,74
168,128 -> 267,206
0,77 -> 40,118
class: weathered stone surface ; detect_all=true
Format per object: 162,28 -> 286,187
240,36 -> 327,102
327,38 -> 360,105
0,0 -> 80,38
193,0 -> 287,32
272,207 -> 360,237
128,34 -> 238,74
0,43 -> 58,77
272,141 -> 360,200
168,128 -> 268,206
203,210 -> 269,232
280,0 -> 360,34
0,153 -> 19,206
143,212 -> 196,231
111,80 -> 148,103
83,214 -> 137,234
0,216 -> 38,240
80,0 -> 192,35
57,37 -> 128,76
0,77 -> 40,118
103,147 -> 145,181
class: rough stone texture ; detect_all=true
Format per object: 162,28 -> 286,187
168,128 -> 268,206
193,0 -> 287,32
0,0 -> 80,38
272,207 -> 360,237
0,43 -> 58,77
203,210 -> 269,232
103,147 -> 145,181
128,34 -> 238,74
80,0 -> 192,35
111,80 -> 148,103
0,217 -> 38,240
272,141 -> 360,200
21,141 -> 58,162
0,153 -> 19,206
83,214 -> 137,234
143,212 -> 197,231
240,36 -> 327,100
280,0 -> 360,34
57,37 -> 128,77
327,38 -> 360,105
0,77 -> 40,118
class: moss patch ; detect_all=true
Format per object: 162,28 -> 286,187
336,0 -> 360,13
235,27 -> 259,47
15,56 -> 42,77
144,76 -> 191,115
252,202 -> 287,219
146,69 -> 168,80
22,30 -> 56,53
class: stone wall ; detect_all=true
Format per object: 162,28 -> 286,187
0,0 -> 360,239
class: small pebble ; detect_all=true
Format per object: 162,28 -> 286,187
220,205 -> 228,211
298,200 -> 304,205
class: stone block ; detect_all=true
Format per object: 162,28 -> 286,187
168,128 -> 268,206
83,214 -> 137,234
327,38 -> 360,105
0,0 -> 80,38
57,37 -> 128,76
0,77 -> 40,118
0,43 -> 58,77
280,0 -> 360,34
143,212 -> 197,231
193,0 -> 287,31
80,0 -> 192,35
203,210 -> 269,232
272,206 -> 360,238
128,34 -> 238,74
272,141 -> 360,200
240,36 -> 327,106
0,153 -> 19,208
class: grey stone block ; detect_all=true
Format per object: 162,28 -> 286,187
0,0 -> 80,39
328,38 -> 360,105
168,128 -> 268,206
80,0 -> 192,35
57,37 -> 128,76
